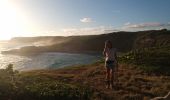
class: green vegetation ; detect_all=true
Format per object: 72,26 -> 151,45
0,64 -> 92,100
120,46 -> 170,75
1,60 -> 170,100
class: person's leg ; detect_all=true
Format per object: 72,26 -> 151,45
106,68 -> 110,80
105,68 -> 110,88
110,68 -> 114,88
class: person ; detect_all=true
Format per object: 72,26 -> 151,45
103,40 -> 118,89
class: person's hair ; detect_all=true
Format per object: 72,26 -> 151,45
105,40 -> 112,49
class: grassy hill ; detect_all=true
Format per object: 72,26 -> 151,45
2,29 -> 170,55
1,62 -> 170,100
1,46 -> 170,100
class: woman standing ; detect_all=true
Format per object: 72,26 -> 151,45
103,40 -> 118,89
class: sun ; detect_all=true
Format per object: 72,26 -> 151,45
0,0 -> 31,40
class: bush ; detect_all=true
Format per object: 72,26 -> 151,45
119,46 -> 170,75
0,64 -> 93,100
14,81 -> 92,100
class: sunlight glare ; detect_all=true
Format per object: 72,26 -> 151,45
0,0 -> 32,40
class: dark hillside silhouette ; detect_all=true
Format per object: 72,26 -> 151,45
2,29 -> 170,55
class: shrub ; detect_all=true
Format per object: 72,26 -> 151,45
119,46 -> 170,75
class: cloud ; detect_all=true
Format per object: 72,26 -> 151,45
168,22 -> 170,25
124,22 -> 165,28
80,17 -> 93,23
62,26 -> 118,36
63,27 -> 104,35
124,22 -> 131,26
62,22 -> 170,36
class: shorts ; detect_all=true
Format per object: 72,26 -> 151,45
105,60 -> 115,69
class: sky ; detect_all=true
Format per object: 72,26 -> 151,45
0,0 -> 170,40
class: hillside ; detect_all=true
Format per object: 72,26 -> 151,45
1,46 -> 170,100
1,61 -> 170,100
2,29 -> 170,55
120,46 -> 170,75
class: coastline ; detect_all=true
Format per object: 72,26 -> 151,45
1,46 -> 103,56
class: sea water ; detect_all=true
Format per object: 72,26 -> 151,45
0,42 -> 102,71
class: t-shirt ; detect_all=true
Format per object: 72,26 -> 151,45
103,48 -> 116,61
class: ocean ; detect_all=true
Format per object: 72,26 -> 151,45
0,42 -> 102,71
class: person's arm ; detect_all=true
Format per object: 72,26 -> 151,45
115,49 -> 118,71
103,48 -> 106,57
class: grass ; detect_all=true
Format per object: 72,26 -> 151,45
119,46 -> 170,75
0,46 -> 170,100
0,62 -> 170,100
0,64 -> 93,100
